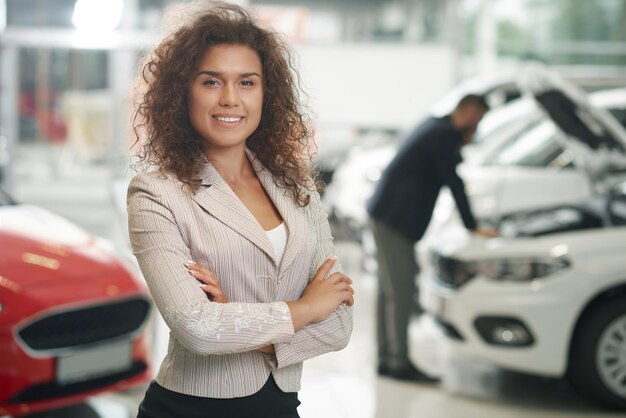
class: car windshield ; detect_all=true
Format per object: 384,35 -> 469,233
472,99 -> 533,145
483,119 -> 571,168
608,107 -> 626,129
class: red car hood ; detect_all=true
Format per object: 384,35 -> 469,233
0,205 -> 128,286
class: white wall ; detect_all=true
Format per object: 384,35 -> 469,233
296,43 -> 457,130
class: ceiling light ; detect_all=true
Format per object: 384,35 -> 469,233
72,0 -> 124,32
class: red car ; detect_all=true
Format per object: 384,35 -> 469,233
0,189 -> 152,417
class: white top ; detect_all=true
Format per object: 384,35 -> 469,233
266,222 -> 288,266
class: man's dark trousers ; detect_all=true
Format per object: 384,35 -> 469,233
369,218 -> 421,371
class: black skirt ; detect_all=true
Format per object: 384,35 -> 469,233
136,375 -> 301,418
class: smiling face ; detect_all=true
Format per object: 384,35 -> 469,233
187,44 -> 264,153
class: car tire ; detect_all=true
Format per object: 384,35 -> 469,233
568,297 -> 626,409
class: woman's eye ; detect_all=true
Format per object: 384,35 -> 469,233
202,79 -> 220,86
240,80 -> 255,87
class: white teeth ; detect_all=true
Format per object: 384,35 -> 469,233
214,116 -> 242,122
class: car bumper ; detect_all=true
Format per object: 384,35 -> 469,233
0,296 -> 153,417
418,268 -> 582,377
0,335 -> 150,417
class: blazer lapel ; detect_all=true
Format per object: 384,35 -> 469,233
191,160 -> 276,263
247,149 -> 306,277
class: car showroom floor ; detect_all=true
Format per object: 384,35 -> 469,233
11,146 -> 624,418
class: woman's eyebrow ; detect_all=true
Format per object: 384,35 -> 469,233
196,70 -> 261,78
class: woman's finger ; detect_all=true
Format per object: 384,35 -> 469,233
336,283 -> 354,293
341,284 -> 355,304
342,286 -> 354,306
196,266 -> 216,278
199,283 -> 224,299
186,262 -> 216,277
185,260 -> 211,272
313,256 -> 337,281
328,273 -> 351,285
189,270 -> 220,287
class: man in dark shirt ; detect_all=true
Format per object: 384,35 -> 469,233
367,94 -> 498,381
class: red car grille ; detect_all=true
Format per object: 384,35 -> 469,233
17,298 -> 151,350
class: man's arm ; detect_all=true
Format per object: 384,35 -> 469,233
432,136 -> 477,231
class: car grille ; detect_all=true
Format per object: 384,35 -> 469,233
18,298 -> 151,350
8,361 -> 148,403
431,253 -> 475,289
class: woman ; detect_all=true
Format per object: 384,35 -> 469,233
128,3 -> 354,418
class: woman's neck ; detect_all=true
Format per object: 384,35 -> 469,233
204,145 -> 253,184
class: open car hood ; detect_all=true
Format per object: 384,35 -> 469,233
520,64 -> 626,175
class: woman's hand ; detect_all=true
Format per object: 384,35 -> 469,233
287,257 -> 354,331
185,261 -> 229,303
257,345 -> 275,354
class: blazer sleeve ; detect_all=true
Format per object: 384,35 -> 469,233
270,186 -> 354,369
127,174 -> 295,355
433,137 -> 477,231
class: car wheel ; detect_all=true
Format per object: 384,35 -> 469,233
569,297 -> 626,409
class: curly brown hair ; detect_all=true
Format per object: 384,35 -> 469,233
133,2 -> 314,206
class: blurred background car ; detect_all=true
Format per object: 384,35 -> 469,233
0,188 -> 152,417
312,126 -> 398,190
416,177 -> 626,408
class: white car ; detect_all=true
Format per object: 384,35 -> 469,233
414,68 -> 626,408
418,178 -> 626,408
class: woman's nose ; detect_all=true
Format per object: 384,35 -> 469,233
219,84 -> 239,107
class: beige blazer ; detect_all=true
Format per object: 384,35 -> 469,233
127,148 -> 353,398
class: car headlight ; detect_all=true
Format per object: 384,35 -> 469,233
473,257 -> 571,282
432,251 -> 571,287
